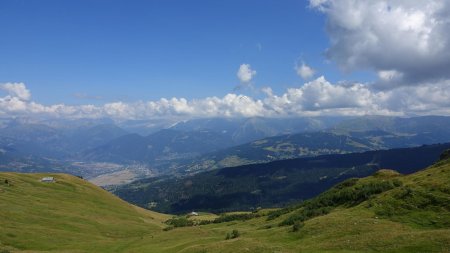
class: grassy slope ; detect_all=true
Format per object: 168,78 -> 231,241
0,173 -> 169,252
2,157 -> 450,252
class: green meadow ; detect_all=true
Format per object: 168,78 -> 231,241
1,155 -> 450,252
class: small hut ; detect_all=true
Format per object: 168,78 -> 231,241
41,177 -> 55,183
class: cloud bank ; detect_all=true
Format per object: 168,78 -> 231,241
2,80 -> 450,120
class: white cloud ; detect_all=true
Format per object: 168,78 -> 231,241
310,0 -> 450,86
262,76 -> 390,116
296,62 -> 315,79
1,80 -> 450,119
0,82 -> 31,100
378,70 -> 403,82
237,64 -> 256,83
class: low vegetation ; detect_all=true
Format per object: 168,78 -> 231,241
274,174 -> 402,226
1,150 -> 450,252
225,229 -> 240,240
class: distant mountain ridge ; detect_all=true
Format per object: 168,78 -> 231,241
84,116 -> 450,175
83,129 -> 235,164
169,117 -> 343,144
2,115 -> 450,185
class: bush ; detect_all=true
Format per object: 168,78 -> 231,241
392,179 -> 403,187
225,229 -> 240,240
267,203 -> 302,221
231,229 -> 240,238
292,221 -> 304,232
213,213 -> 260,223
439,149 -> 450,161
165,217 -> 194,228
198,220 -> 212,225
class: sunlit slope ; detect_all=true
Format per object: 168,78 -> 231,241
1,154 -> 450,252
0,173 -> 169,252
151,154 -> 450,253
145,152 -> 450,252
130,154 -> 450,253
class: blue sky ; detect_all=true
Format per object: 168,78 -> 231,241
1,0 -> 449,119
0,0 -> 372,105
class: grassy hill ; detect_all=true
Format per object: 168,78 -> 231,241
1,152 -> 450,252
0,173 -> 169,252
156,151 -> 450,252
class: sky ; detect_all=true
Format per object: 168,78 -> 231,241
1,0 -> 450,120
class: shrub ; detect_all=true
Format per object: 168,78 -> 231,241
225,229 -> 240,240
439,149 -> 450,161
231,229 -> 240,238
292,221 -> 304,232
213,213 -> 260,223
165,217 -> 194,228
266,203 -> 302,221
392,179 -> 403,187
198,220 -> 212,225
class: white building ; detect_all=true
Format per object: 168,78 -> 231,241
41,177 -> 55,183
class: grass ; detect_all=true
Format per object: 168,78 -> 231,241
0,173 -> 169,252
1,157 -> 450,252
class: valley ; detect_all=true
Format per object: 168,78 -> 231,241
2,116 -> 450,186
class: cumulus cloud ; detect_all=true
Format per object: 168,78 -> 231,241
2,80 -> 450,120
378,70 -> 403,82
237,64 -> 256,83
310,0 -> 450,86
296,62 -> 315,79
262,76 -> 391,116
0,82 -> 31,100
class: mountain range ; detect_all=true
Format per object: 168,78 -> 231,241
2,116 -> 450,185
